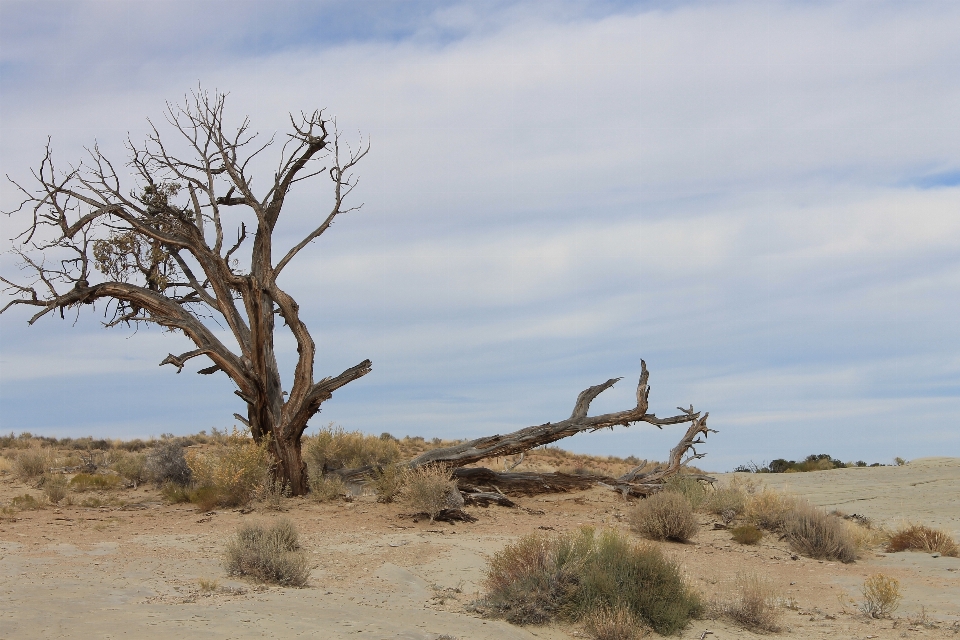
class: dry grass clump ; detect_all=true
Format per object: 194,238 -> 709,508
69,473 -> 121,492
744,489 -> 801,531
720,573 -> 782,632
629,491 -> 699,542
185,430 -> 272,507
224,519 -> 309,587
483,528 -> 701,635
42,474 -> 69,504
585,604 -> 645,640
371,464 -> 408,503
13,447 -> 50,480
404,464 -> 461,520
110,451 -> 147,487
663,475 -> 708,510
303,424 -> 400,473
731,524 -> 763,545
309,473 -> 346,503
145,440 -> 192,486
783,502 -> 857,563
859,573 -> 902,618
885,524 -> 959,557
11,493 -> 43,510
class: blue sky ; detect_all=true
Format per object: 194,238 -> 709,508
1,0 -> 958,470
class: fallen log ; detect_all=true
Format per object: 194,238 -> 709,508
338,361 -> 716,496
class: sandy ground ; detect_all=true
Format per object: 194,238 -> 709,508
1,457 -> 958,639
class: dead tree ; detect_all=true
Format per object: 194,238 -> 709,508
340,361 -> 715,497
0,90 -> 371,495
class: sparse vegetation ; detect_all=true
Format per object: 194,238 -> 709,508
744,489 -> 800,531
721,573 -> 782,632
403,464 -> 461,520
585,604 -> 644,640
859,573 -> 901,618
308,473 -> 345,503
370,464 -> 408,503
783,501 -> 857,563
886,524 -> 959,557
629,491 -> 699,542
224,519 -> 310,587
13,447 -> 50,480
11,493 -> 43,510
69,473 -> 121,492
663,474 -> 708,510
185,430 -> 272,507
42,474 -> 68,504
483,527 -> 702,635
731,524 -> 763,545
110,451 -> 147,487
145,440 -> 192,486
303,424 -> 401,474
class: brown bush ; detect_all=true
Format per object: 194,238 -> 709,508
585,604 -> 645,640
723,573 -> 782,632
731,525 -> 763,545
859,573 -> 902,618
309,474 -> 346,503
224,519 -> 309,587
403,464 -> 461,521
185,430 -> 272,507
745,489 -> 800,531
370,464 -> 407,503
13,447 -> 50,480
783,502 -> 857,563
886,524 -> 958,557
42,474 -> 69,504
629,491 -> 699,542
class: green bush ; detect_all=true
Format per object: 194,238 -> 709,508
69,473 -> 121,492
484,528 -> 702,635
629,491 -> 699,542
224,519 -> 309,587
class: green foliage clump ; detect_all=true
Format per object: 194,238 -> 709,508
224,519 -> 309,587
483,528 -> 702,635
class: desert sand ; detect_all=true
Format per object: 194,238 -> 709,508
1,457 -> 958,639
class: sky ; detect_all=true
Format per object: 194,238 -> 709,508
0,0 -> 958,471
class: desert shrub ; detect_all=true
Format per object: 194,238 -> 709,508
303,424 -> 401,473
13,447 -> 50,480
161,482 -> 191,503
309,473 -> 345,503
185,430 -> 272,507
255,478 -> 291,511
69,473 -> 121,492
484,528 -> 701,635
11,493 -> 42,510
188,485 -> 221,512
859,573 -> 901,618
585,604 -> 643,640
745,489 -> 800,531
145,440 -> 192,486
371,464 -> 408,503
885,524 -> 959,557
783,502 -> 857,563
703,484 -> 748,519
722,573 -> 782,632
224,519 -> 309,587
731,525 -> 763,545
43,474 -> 69,504
404,464 -> 461,521
663,475 -> 708,510
629,491 -> 699,542
110,451 -> 147,487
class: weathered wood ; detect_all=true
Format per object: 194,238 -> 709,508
461,491 -> 517,508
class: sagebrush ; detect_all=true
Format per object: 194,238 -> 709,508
185,430 -> 272,507
886,524 -> 958,557
224,519 -> 309,587
629,491 -> 699,542
404,464 -> 461,521
859,573 -> 901,618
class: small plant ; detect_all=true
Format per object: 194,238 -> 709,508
731,524 -> 763,545
224,519 -> 309,587
886,524 -> 959,557
483,528 -> 701,635
303,423 -> 401,473
188,485 -> 221,512
585,604 -> 644,640
160,482 -> 192,503
309,473 -> 345,503
197,577 -> 220,592
42,474 -> 69,504
13,447 -> 49,480
744,489 -> 799,531
723,572 -> 782,632
145,440 -> 192,486
703,484 -> 749,518
69,473 -> 121,492
404,464 -> 461,521
629,491 -> 699,542
371,464 -> 407,503
256,478 -> 291,511
783,502 -> 857,563
859,573 -> 901,618
894,456 -> 907,466
11,494 -> 42,510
